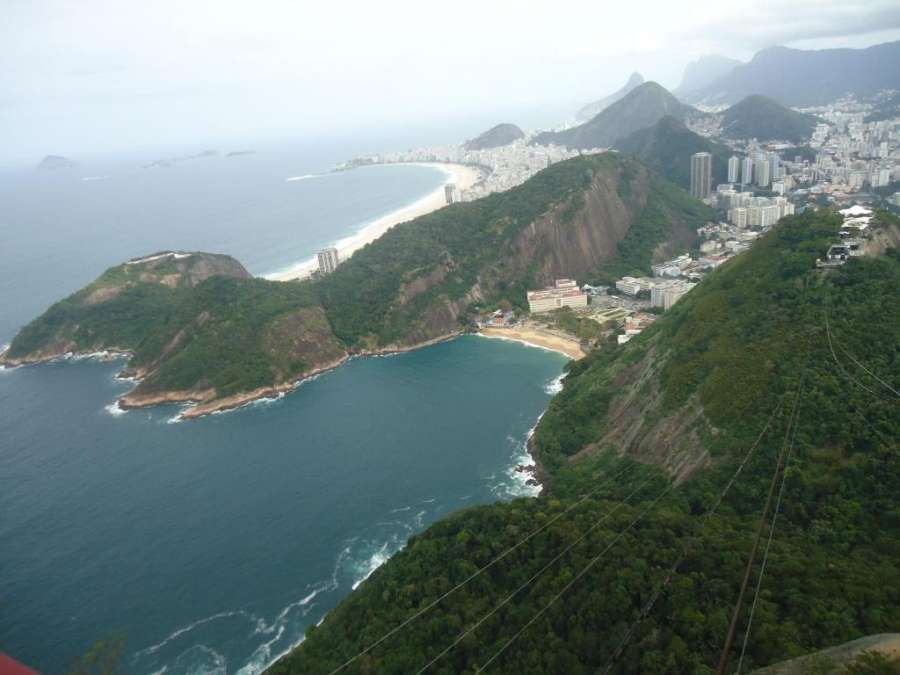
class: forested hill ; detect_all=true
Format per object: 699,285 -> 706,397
2,153 -> 712,413
614,115 -> 731,191
270,209 -> 900,674
721,95 -> 819,143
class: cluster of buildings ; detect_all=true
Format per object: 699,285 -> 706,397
338,138 -> 601,202
719,189 -> 796,227
686,90 -> 900,220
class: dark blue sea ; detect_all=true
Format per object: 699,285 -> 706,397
0,144 -> 567,673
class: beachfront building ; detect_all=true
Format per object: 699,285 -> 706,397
527,279 -> 588,313
317,247 -> 340,274
444,183 -> 461,204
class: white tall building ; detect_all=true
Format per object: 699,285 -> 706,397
741,157 -> 754,185
755,159 -> 771,187
728,156 -> 740,183
317,247 -> 340,274
768,153 -> 780,182
690,152 -> 713,200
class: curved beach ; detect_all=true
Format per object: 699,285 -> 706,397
266,162 -> 483,282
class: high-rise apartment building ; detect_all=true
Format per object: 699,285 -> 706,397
728,156 -> 740,183
741,157 -> 754,185
317,247 -> 340,275
690,152 -> 712,200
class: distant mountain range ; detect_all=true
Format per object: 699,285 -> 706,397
720,95 -> 819,142
680,40 -> 900,106
535,82 -> 699,149
535,79 -> 819,153
575,72 -> 644,122
674,54 -> 741,99
463,123 -> 525,151
614,115 -> 730,189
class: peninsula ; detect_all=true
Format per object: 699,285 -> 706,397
1,153 -> 712,418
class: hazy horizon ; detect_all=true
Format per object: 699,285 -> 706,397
3,0 -> 900,164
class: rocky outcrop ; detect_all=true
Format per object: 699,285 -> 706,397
573,342 -> 710,484
504,164 -> 643,284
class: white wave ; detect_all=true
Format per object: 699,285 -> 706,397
390,505 -> 411,513
422,497 -> 436,503
208,391 -> 286,417
352,541 -> 390,590
172,644 -> 226,675
285,174 -> 322,182
544,373 -> 567,395
489,416 -> 545,500
236,625 -> 285,675
81,175 -> 110,181
166,410 -> 186,424
136,611 -> 249,656
104,401 -> 127,417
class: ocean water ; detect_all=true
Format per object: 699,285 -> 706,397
0,147 -> 567,673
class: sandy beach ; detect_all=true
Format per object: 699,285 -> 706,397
478,326 -> 586,360
266,162 -> 483,282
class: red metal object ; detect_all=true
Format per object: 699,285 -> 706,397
0,654 -> 39,675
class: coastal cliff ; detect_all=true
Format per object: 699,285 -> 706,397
2,153 -> 713,416
269,209 -> 900,675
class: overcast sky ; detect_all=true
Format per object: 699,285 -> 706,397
3,0 -> 900,162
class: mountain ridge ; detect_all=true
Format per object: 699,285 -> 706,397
684,40 -> 900,106
576,72 -> 644,122
535,81 -> 701,150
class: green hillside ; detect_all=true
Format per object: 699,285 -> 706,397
614,115 -> 732,190
721,95 -> 819,142
3,154 -> 714,408
270,209 -> 900,674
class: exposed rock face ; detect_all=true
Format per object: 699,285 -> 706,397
573,342 -> 710,484
504,165 -> 641,284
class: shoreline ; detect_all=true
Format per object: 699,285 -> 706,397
477,326 -> 586,360
265,162 -> 483,282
